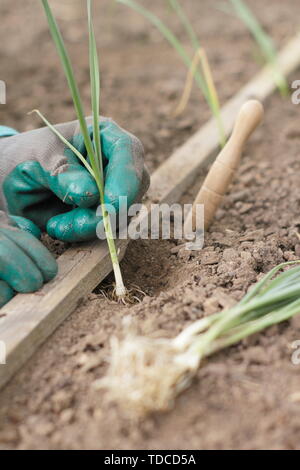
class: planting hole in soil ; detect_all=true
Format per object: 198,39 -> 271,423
1,0 -> 300,452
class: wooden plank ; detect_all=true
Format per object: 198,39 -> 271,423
1,32 -> 300,390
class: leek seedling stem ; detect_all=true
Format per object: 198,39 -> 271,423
167,0 -> 225,146
40,0 -> 126,299
168,0 -> 200,51
228,0 -> 289,97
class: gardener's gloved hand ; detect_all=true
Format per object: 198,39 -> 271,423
0,211 -> 58,307
0,117 -> 149,242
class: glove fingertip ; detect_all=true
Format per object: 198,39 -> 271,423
51,166 -> 100,208
0,281 -> 14,308
47,209 -> 100,242
10,216 -> 42,239
46,216 -> 62,241
42,259 -> 58,282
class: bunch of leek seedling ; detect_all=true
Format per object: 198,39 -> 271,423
100,262 -> 300,415
37,0 -> 126,299
228,0 -> 289,97
117,0 -> 225,148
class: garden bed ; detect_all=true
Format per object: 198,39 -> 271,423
0,0 -> 300,450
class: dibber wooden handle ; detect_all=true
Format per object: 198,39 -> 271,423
184,100 -> 264,235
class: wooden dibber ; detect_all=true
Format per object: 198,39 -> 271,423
184,100 -> 264,235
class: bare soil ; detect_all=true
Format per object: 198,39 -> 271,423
1,0 -> 300,450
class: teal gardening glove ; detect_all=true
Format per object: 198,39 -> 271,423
0,211 -> 58,307
0,117 -> 149,242
0,118 -> 149,306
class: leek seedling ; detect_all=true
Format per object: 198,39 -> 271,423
167,0 -> 200,52
39,0 -> 126,299
174,48 -> 220,122
167,0 -> 224,144
100,261 -> 300,415
228,0 -> 289,97
117,0 -> 225,147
